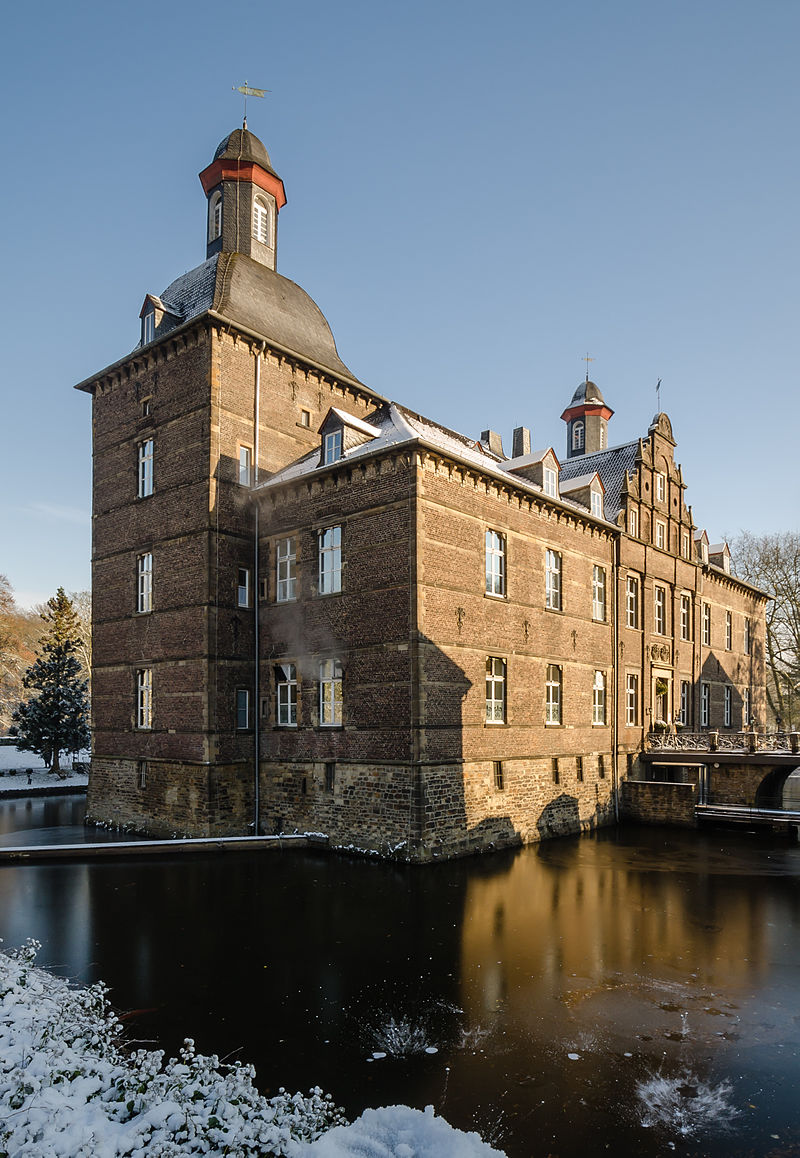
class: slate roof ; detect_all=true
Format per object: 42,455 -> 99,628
213,128 -> 280,179
559,441 -> 639,520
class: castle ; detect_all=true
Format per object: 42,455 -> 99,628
76,125 -> 768,859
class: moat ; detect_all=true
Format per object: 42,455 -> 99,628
1,793 -> 799,1157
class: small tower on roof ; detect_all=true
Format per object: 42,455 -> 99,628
561,376 -> 614,459
198,126 -> 287,270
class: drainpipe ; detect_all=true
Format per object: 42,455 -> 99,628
612,533 -> 620,823
252,345 -> 264,834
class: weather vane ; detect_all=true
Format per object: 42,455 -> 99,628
232,81 -> 269,129
656,377 -> 662,411
581,353 -> 594,383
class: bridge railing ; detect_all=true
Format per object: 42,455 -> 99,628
645,730 -> 800,754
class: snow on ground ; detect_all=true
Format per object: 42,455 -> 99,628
0,945 -> 506,1157
0,746 -> 89,793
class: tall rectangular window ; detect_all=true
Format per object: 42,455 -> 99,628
682,530 -> 691,559
724,685 -> 732,727
485,657 -> 506,723
680,595 -> 691,641
592,671 -> 606,725
702,603 -> 711,646
485,530 -> 505,597
138,439 -> 153,498
629,509 -> 639,538
654,585 -> 666,635
238,446 -> 252,486
136,668 -> 152,730
137,552 -> 153,613
276,663 -> 297,726
543,466 -> 558,497
545,664 -> 562,725
319,659 -> 343,725
592,565 -> 606,622
236,688 -> 250,730
276,537 -> 297,602
323,430 -> 342,464
679,680 -> 691,726
545,550 -> 561,611
743,688 -> 751,727
656,472 -> 666,502
591,491 -> 603,518
576,755 -> 584,782
701,683 -> 710,727
493,760 -> 504,790
744,618 -> 751,655
318,526 -> 342,594
626,576 -> 639,629
237,568 -> 251,608
725,610 -> 732,650
625,674 -> 639,726
656,520 -> 666,550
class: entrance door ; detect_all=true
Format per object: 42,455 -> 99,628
653,672 -> 671,725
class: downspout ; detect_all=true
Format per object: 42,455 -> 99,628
253,345 -> 264,834
611,531 -> 620,823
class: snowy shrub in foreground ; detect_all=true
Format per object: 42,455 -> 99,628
300,1104 -> 507,1157
0,941 -> 346,1157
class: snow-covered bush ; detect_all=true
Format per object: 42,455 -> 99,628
0,941 -> 346,1157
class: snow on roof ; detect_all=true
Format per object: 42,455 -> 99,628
325,407 -> 381,438
501,447 -> 559,471
559,471 -> 602,492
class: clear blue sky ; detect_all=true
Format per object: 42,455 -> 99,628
2,0 -> 798,607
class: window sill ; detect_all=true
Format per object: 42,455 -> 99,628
545,605 -> 563,614
275,597 -> 298,606
274,724 -> 298,730
544,721 -> 563,727
484,721 -> 507,727
484,592 -> 507,602
318,724 -> 344,731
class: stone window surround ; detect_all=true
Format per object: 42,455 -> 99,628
485,529 -> 506,598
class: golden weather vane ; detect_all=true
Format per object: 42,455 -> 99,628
232,81 -> 269,129
581,353 -> 594,382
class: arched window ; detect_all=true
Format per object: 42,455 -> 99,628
253,196 -> 271,245
572,420 -> 585,451
209,192 -> 222,242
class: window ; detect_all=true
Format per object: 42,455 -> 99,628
276,537 -> 297,602
238,446 -> 252,486
138,439 -> 154,498
592,565 -> 606,621
724,685 -> 732,727
237,568 -> 251,608
592,671 -> 606,725
319,659 -> 343,726
702,603 -> 711,646
656,472 -> 666,502
701,683 -> 710,727
572,420 -> 584,452
679,680 -> 691,726
485,657 -> 506,723
680,595 -> 691,641
318,526 -> 342,594
626,576 -> 639,629
236,688 -> 250,730
545,550 -> 561,610
743,688 -> 751,727
485,530 -> 505,597
545,664 -> 562,725
629,509 -> 639,538
543,466 -> 558,497
136,668 -> 152,730
276,663 -> 297,726
552,757 -> 559,784
209,191 -> 222,241
656,520 -> 666,550
142,310 -> 155,345
138,760 -> 147,789
300,409 -> 311,428
323,430 -> 342,464
725,610 -> 732,650
137,552 -> 153,613
325,761 -> 335,791
682,530 -> 691,559
253,195 -> 271,244
625,674 -> 639,726
599,425 -> 606,449
598,754 -> 606,779
493,760 -> 504,790
744,618 -> 751,655
591,491 -> 603,518
576,755 -> 584,782
141,398 -> 151,418
654,585 -> 666,635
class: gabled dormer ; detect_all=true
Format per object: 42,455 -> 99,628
560,471 -> 605,519
318,407 -> 381,466
694,529 -> 710,565
503,447 -> 560,497
709,542 -> 731,573
138,294 -> 181,348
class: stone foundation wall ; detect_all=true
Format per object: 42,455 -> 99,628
621,780 -> 697,826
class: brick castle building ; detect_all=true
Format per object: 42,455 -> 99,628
76,125 -> 768,859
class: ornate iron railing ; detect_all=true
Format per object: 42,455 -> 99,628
645,730 -> 800,754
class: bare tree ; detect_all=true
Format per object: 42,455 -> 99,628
0,576 -> 42,733
69,589 -> 91,688
731,532 -> 800,730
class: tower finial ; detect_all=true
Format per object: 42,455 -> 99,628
656,377 -> 662,412
232,81 -> 269,130
582,352 -> 594,383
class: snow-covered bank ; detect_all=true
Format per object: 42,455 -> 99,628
0,945 -> 506,1157
0,746 -> 89,794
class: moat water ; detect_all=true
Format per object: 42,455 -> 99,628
1,794 -> 800,1157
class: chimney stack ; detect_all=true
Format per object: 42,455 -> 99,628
512,426 -> 531,458
480,429 -> 504,457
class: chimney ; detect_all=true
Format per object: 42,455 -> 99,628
512,426 -> 531,458
480,429 -> 504,457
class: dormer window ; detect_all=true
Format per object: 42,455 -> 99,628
209,191 -> 222,242
543,466 -> 558,497
323,430 -> 342,464
253,196 -> 272,245
572,421 -> 585,452
142,310 -> 155,345
591,491 -> 603,518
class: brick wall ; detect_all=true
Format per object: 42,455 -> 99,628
621,780 -> 697,826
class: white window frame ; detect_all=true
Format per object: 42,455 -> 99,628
725,610 -> 732,650
545,549 -> 561,611
323,429 -> 342,465
654,585 -> 666,636
318,526 -> 342,594
276,537 -> 297,603
656,520 -> 666,550
656,472 -> 666,502
592,565 -> 606,622
702,603 -> 711,646
319,659 -> 343,726
209,191 -> 222,241
592,670 -> 606,725
545,664 -> 562,725
136,668 -> 152,730
485,657 -> 507,724
679,679 -> 691,726
701,682 -> 710,727
629,509 -> 639,538
680,595 -> 691,641
237,567 -> 251,608
137,552 -> 153,614
138,439 -> 154,498
591,490 -> 603,518
253,195 -> 271,244
724,685 -> 732,727
626,575 -> 639,629
572,420 -> 584,452
236,688 -> 250,731
485,530 -> 505,597
625,673 -> 639,726
543,466 -> 558,497
744,618 -> 751,655
682,530 -> 690,559
142,310 -> 155,345
743,688 -> 751,727
238,445 -> 252,487
276,663 -> 297,727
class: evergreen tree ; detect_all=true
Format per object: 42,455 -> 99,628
10,588 -> 90,772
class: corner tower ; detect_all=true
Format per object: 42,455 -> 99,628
200,127 -> 287,269
561,377 -> 614,458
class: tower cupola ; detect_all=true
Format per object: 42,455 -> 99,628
560,377 -> 614,458
199,127 -> 287,269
